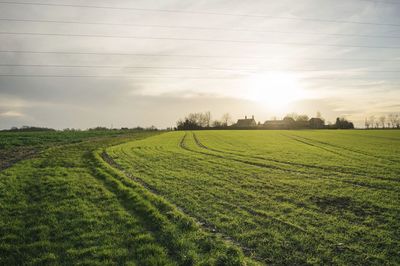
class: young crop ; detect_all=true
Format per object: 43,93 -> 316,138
2,129 -> 399,265
107,130 -> 400,265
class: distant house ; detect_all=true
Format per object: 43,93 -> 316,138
234,115 -> 257,128
264,117 -> 295,129
263,120 -> 286,129
309,118 -> 325,129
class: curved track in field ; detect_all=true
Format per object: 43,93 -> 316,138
177,133 -> 394,259
105,131 -> 399,265
189,133 -> 400,191
163,134 -> 375,262
192,131 -> 400,181
101,147 -> 266,262
285,133 -> 400,164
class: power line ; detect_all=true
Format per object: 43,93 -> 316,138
0,74 -> 245,79
1,63 -> 399,73
1,1 -> 400,27
1,31 -> 400,49
100,0 -> 400,5
357,0 -> 400,4
0,50 -> 399,62
1,18 -> 400,39
1,74 -> 400,81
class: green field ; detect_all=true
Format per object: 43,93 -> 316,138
1,130 -> 399,265
0,129 -> 145,170
0,131 -> 247,265
106,130 -> 400,265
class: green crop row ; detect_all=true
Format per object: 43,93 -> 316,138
107,130 -> 400,265
0,131 -> 249,265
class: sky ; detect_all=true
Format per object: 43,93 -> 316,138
0,0 -> 399,129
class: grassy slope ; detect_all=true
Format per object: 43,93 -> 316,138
0,130 -> 140,170
0,131 -> 247,265
107,130 -> 400,265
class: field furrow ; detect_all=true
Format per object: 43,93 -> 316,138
107,130 -> 400,265
192,132 -> 400,192
1,132 -> 249,265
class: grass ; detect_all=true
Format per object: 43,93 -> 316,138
0,129 -> 141,170
1,129 -> 399,265
106,130 -> 400,265
0,131 -> 248,265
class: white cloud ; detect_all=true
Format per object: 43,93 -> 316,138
0,0 -> 399,128
0,111 -> 24,117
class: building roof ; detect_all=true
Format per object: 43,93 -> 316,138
309,117 -> 324,122
235,117 -> 257,127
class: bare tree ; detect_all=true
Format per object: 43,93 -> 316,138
187,113 -> 200,125
285,113 -> 298,121
221,113 -> 232,127
365,118 -> 370,129
198,113 -> 207,127
211,120 -> 223,127
193,112 -> 211,127
369,115 -> 376,128
177,112 -> 213,129
204,111 -> 211,128
379,115 -> 386,128
388,113 -> 397,128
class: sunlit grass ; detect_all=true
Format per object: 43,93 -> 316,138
107,130 -> 400,265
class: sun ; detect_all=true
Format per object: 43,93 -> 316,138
245,72 -> 306,110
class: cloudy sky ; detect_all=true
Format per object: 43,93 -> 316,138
0,0 -> 399,129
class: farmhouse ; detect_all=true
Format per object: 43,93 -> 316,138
263,117 -> 325,129
264,117 -> 295,129
309,118 -> 325,129
234,115 -> 257,128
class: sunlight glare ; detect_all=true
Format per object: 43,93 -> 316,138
245,72 -> 306,110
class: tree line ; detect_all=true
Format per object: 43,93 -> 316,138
176,112 -> 232,130
2,126 -> 159,132
365,114 -> 400,129
332,117 -> 354,129
176,112 -> 355,130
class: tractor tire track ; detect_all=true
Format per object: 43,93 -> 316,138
282,134 -> 400,182
183,135 -> 398,218
181,135 -> 337,248
180,134 -> 323,226
193,133 -> 347,172
178,133 -> 374,261
101,148 -> 270,263
191,133 -> 400,190
180,133 -> 306,175
333,131 -> 400,142
292,134 -> 400,165
106,133 -> 387,264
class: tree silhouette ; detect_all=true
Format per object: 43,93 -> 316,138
221,113 -> 232,127
379,116 -> 386,128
